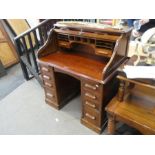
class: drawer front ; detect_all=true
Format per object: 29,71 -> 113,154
40,64 -> 55,85
83,105 -> 100,126
83,89 -> 101,104
43,81 -> 55,89
82,80 -> 102,93
83,99 -> 100,111
40,64 -> 54,77
42,74 -> 53,81
44,88 -> 57,103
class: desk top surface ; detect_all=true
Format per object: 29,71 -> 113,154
39,51 -> 108,82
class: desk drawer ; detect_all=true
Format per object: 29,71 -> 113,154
44,88 -> 57,102
40,64 -> 54,76
43,81 -> 55,89
83,99 -> 100,111
83,89 -> 101,104
83,105 -> 100,126
40,64 -> 51,72
82,80 -> 102,93
42,74 -> 53,81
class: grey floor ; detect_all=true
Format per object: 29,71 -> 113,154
0,64 -> 140,135
0,64 -> 25,100
0,79 -> 98,134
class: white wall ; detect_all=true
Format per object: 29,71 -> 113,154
26,19 -> 40,28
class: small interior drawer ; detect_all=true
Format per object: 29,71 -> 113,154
58,41 -> 70,48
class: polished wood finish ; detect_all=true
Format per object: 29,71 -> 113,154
39,51 -> 107,83
37,22 -> 131,133
106,74 -> 155,135
0,20 -> 18,68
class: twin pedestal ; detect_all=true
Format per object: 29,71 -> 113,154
40,63 -> 118,134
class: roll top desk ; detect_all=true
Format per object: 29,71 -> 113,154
37,22 -> 131,133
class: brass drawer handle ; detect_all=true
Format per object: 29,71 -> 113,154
42,67 -> 49,72
97,50 -> 109,55
43,75 -> 50,80
60,42 -> 67,46
85,101 -> 96,108
84,83 -> 97,90
85,113 -> 96,120
85,93 -> 96,100
45,82 -> 52,87
46,93 -> 54,98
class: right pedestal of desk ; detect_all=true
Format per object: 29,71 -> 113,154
81,77 -> 118,134
106,76 -> 155,135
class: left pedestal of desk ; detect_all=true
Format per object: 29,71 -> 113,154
40,63 -> 80,109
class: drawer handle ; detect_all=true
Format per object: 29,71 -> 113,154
97,50 -> 109,55
85,93 -> 96,100
60,42 -> 67,46
43,75 -> 50,80
45,82 -> 52,87
85,101 -> 96,108
46,93 -> 54,98
84,83 -> 97,90
85,113 -> 96,120
42,67 -> 49,72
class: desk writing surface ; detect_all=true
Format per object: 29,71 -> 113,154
39,51 -> 108,82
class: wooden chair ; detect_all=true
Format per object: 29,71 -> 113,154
106,74 -> 155,135
5,19 -> 56,85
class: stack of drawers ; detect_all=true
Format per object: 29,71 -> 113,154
40,64 -> 59,109
81,80 -> 103,133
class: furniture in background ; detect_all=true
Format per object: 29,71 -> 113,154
5,19 -> 31,36
0,59 -> 6,77
13,19 -> 58,85
0,20 -> 18,68
5,19 -> 36,49
106,59 -> 155,135
37,22 -> 131,133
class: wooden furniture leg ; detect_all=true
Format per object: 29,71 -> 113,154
117,79 -> 125,102
107,115 -> 116,134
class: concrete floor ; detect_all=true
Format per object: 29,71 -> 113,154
0,79 -> 98,134
0,64 -> 25,100
0,64 -> 140,135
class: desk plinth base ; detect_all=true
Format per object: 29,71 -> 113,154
45,98 -> 65,110
45,90 -> 80,110
81,118 -> 104,134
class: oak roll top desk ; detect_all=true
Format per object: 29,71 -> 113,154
37,22 -> 132,133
